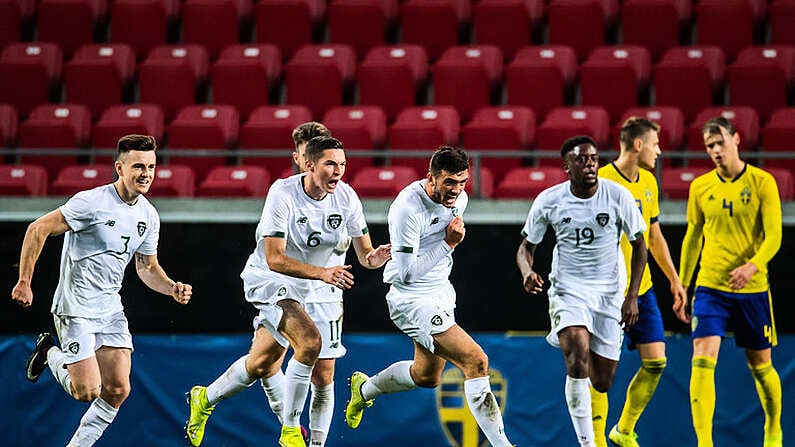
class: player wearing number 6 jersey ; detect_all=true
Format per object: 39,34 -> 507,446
185,136 -> 391,447
517,135 -> 647,447
678,117 -> 783,447
12,134 -> 193,447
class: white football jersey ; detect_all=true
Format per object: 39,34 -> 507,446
383,180 -> 469,290
306,235 -> 349,304
241,174 -> 368,302
53,184 -> 160,318
522,178 -> 646,294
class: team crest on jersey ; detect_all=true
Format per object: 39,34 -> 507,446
596,213 -> 609,227
451,207 -> 460,217
67,342 -> 80,355
437,367 -> 507,447
137,221 -> 146,236
327,214 -> 342,229
740,187 -> 752,204
277,286 -> 287,297
431,315 -> 443,326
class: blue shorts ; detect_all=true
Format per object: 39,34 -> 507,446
625,287 -> 665,350
691,286 -> 777,349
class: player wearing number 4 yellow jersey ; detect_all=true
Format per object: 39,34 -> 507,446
678,117 -> 783,447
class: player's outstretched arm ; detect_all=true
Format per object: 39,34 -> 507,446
351,234 -> 391,269
516,240 -> 544,295
135,253 -> 192,304
11,209 -> 71,308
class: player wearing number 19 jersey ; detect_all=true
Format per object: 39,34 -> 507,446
678,117 -> 783,447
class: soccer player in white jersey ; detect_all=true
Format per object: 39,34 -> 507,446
258,121 -> 351,447
11,134 -> 193,447
345,146 -> 515,447
186,135 -> 391,447
516,136 -> 648,447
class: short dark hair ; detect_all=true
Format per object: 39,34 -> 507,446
429,146 -> 469,176
560,135 -> 597,159
117,134 -> 156,160
619,116 -> 660,150
702,116 -> 737,138
292,122 -> 331,148
305,135 -> 344,162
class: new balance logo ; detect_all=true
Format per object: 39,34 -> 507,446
431,217 -> 440,225
105,220 -> 116,227
297,216 -> 308,224
561,217 -> 571,224
330,342 -> 339,348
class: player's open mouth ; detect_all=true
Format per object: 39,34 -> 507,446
328,179 -> 339,188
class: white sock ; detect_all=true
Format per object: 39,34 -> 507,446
206,355 -> 255,406
464,376 -> 512,447
47,347 -> 72,396
261,370 -> 286,424
283,358 -> 313,427
308,382 -> 334,447
565,376 -> 595,447
361,360 -> 417,400
66,397 -> 117,447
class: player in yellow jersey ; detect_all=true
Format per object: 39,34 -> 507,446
677,117 -> 783,447
595,117 -> 688,447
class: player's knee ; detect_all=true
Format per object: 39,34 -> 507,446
72,382 -> 101,402
101,383 -> 131,405
641,357 -> 667,375
463,351 -> 489,378
295,333 -> 322,361
590,378 -> 611,393
564,355 -> 589,378
412,371 -> 441,388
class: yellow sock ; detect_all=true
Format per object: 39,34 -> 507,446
617,357 -> 666,435
590,386 -> 608,447
749,361 -> 783,439
691,356 -> 717,447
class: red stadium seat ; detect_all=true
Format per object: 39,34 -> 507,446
350,165 -> 418,198
239,105 -> 313,174
661,166 -> 709,200
64,44 -> 136,119
0,104 -> 19,148
210,44 -> 282,120
92,104 -> 165,150
387,106 -> 461,174
285,44 -> 356,118
327,0 -> 398,58
766,167 -> 794,201
0,0 -> 21,50
770,0 -> 795,46
464,165 -> 494,198
138,45 -> 210,120
196,165 -> 270,196
400,0 -> 472,61
728,46 -> 795,123
0,164 -> 47,196
146,164 -> 195,197
433,45 -> 504,122
19,104 -> 92,178
322,105 -> 387,178
686,106 -> 760,167
0,42 -> 63,117
182,0 -> 252,59
494,166 -> 568,198
462,106 -> 535,178
472,0 -> 544,61
111,0 -> 180,59
167,104 -> 239,180
536,106 -> 610,165
613,107 -> 686,166
761,108 -> 795,173
653,46 -> 726,122
357,45 -> 429,121
255,0 -> 326,61
49,163 -> 116,196
506,45 -> 577,122
547,0 -> 619,61
621,0 -> 691,61
37,0 -> 107,58
580,45 -> 652,122
695,0 -> 765,62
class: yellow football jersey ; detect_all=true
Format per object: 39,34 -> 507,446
599,162 -> 659,295
681,164 -> 782,293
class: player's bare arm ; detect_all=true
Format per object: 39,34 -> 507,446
647,221 -> 688,307
516,239 -> 544,294
351,235 -> 392,269
135,253 -> 192,304
11,209 -> 71,308
445,215 -> 466,248
621,235 -> 647,328
264,235 -> 354,290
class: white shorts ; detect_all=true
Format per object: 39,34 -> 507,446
52,312 -> 133,364
546,285 -> 624,361
306,302 -> 346,359
386,283 -> 457,353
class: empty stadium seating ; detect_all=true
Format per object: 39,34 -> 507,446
37,0 -> 107,57
322,105 -> 387,178
400,0 -> 471,61
350,165 -> 418,198
464,165 -> 494,198
327,0 -> 398,57
387,106 -> 461,173
506,45 -> 577,121
64,44 -> 136,118
653,46 -> 726,122
728,45 -> 795,123
147,164 -> 195,197
255,0 -> 326,60
433,45 -> 504,122
285,44 -> 356,118
210,44 -> 282,119
494,166 -> 568,198
0,164 -> 47,196
197,165 -> 270,196
770,0 -> 795,46
621,0 -> 691,61
462,106 -> 535,178
661,166 -> 709,199
547,0 -> 618,60
767,166 -> 794,201
239,105 -> 312,174
0,104 -> 18,148
182,0 -> 252,59
19,104 -> 92,177
138,45 -> 209,119
49,163 -> 116,196
695,0 -> 765,61
357,45 -> 429,121
111,0 -> 180,58
167,104 -> 239,180
0,43 -> 63,117
761,108 -> 795,173
535,106 -> 610,165
92,104 -> 165,150
579,45 -> 652,122
472,0 -> 543,61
